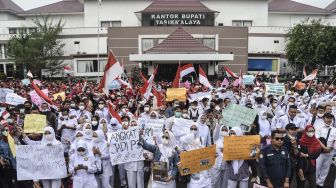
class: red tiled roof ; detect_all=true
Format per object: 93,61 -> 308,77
268,0 -> 331,14
0,0 -> 23,13
137,0 -> 218,13
21,0 -> 83,15
145,27 -> 216,54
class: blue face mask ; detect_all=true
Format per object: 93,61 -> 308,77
175,112 -> 182,118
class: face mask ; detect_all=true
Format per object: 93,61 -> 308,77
326,91 -> 330,95
317,113 -> 324,118
288,102 -> 294,106
182,113 -> 188,118
98,104 -> 104,109
192,106 -> 197,110
70,104 -> 76,108
173,104 -> 179,108
220,131 -> 229,137
62,116 -> 68,119
79,106 -> 85,110
257,104 -> 262,108
92,137 -> 99,143
162,138 -> 169,145
325,122 -> 332,127
123,121 -> 129,126
144,107 -> 150,112
84,129 -> 92,135
215,106 -> 220,111
76,136 -> 82,141
41,109 -> 49,113
6,119 -> 13,124
272,103 -> 277,108
78,151 -> 86,156
2,131 -> 8,137
91,121 -> 98,126
261,115 -> 267,120
122,109 -> 127,113
307,132 -> 314,138
191,130 -> 197,136
45,134 -> 54,141
175,112 -> 182,118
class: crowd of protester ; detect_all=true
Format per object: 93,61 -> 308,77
0,78 -> 335,188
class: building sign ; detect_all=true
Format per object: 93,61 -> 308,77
142,13 -> 215,26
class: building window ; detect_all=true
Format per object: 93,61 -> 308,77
232,20 -> 252,27
274,40 -> 279,44
248,59 -> 278,72
101,20 -> 121,28
142,38 -> 154,52
202,38 -> 215,49
9,28 -> 17,34
77,59 -> 107,73
18,28 -> 27,34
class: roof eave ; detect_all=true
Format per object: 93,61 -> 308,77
269,11 -> 332,15
19,12 -> 84,16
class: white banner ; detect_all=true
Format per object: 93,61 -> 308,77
189,91 -> 211,102
172,118 -> 193,137
138,118 -> 165,137
0,88 -> 13,103
5,93 -> 26,106
30,89 -> 49,107
16,144 -> 67,180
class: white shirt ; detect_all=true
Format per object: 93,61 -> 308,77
277,115 -> 305,129
315,125 -> 336,148
307,116 -> 324,129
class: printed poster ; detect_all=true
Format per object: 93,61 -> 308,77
223,135 -> 261,160
221,103 -> 257,131
166,88 -> 186,102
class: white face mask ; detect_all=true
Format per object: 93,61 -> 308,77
79,106 -> 85,110
144,107 -> 150,112
92,137 -> 99,143
76,136 -> 82,141
220,131 -> 229,137
45,134 -> 54,141
272,103 -> 277,108
215,106 -> 220,111
192,106 -> 197,110
123,121 -> 129,126
122,109 -> 127,113
162,138 -> 169,145
70,104 -> 76,108
317,113 -> 324,118
191,130 -> 197,136
182,113 -> 188,118
91,121 -> 98,126
261,115 -> 267,120
98,104 -> 104,109
325,122 -> 332,127
288,102 -> 294,106
78,151 -> 86,156
84,129 -> 92,135
307,132 -> 314,138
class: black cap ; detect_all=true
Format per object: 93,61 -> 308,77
285,123 -> 298,130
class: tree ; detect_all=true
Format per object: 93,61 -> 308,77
285,19 -> 336,72
7,16 -> 65,78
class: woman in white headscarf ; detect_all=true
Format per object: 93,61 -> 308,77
227,127 -> 249,188
139,130 -> 179,188
180,124 -> 211,188
89,130 -> 112,188
83,123 -> 93,142
196,114 -> 211,147
69,140 -> 98,188
69,131 -> 84,155
259,111 -> 271,149
21,127 -> 64,188
211,125 -> 229,188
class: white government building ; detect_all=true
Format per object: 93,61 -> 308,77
0,0 -> 335,79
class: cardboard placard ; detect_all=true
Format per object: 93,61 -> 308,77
152,162 -> 168,182
0,88 -> 13,103
223,135 -> 261,160
166,88 -> 186,102
24,114 -> 47,133
221,103 -> 257,131
179,145 -> 216,175
53,92 -> 65,101
172,118 -> 193,137
30,89 -> 48,106
265,83 -> 285,96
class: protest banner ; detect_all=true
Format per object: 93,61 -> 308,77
166,88 -> 186,102
5,93 -> 26,106
243,75 -> 255,85
53,92 -> 65,101
21,79 -> 30,86
141,119 -> 165,137
30,89 -> 49,106
221,103 -> 257,131
179,145 -> 216,176
153,162 -> 168,182
172,118 -> 193,137
189,91 -> 211,102
24,114 -> 47,133
0,88 -> 13,103
16,144 -> 67,180
253,183 -> 268,188
265,83 -> 285,96
223,135 -> 261,160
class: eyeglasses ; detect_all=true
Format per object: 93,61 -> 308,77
77,148 -> 86,152
190,128 -> 198,131
162,136 -> 169,139
274,137 -> 284,141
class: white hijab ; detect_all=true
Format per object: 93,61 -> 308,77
89,130 -> 107,152
41,127 -> 61,145
83,123 -> 93,141
215,125 -> 229,149
158,131 -> 176,170
230,127 -> 244,175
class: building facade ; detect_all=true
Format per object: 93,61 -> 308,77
0,0 -> 335,79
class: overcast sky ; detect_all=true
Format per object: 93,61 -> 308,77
12,0 -> 335,11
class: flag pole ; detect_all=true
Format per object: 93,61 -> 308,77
96,0 -> 101,82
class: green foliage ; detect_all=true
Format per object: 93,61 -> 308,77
7,16 -> 65,78
286,19 -> 336,71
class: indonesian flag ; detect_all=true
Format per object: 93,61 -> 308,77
1,111 -> 10,120
64,66 -> 73,74
172,65 -> 181,88
33,79 -> 42,86
256,80 -> 261,86
27,70 -> 33,78
139,66 -> 158,100
180,64 -> 195,78
116,77 -> 132,91
232,79 -> 240,87
31,82 -> 58,110
199,66 -> 212,89
238,69 -> 243,86
223,66 -> 239,79
153,87 -> 164,108
221,78 -> 229,87
303,65 -> 307,78
275,75 -> 279,84
98,51 -> 124,95
108,102 -> 122,123
82,79 -> 87,92
302,69 -> 318,82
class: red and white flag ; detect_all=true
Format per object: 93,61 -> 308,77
98,51 -> 124,95
82,79 -> 87,92
1,111 -> 10,120
116,78 -> 132,91
275,75 -> 279,84
303,65 -> 307,78
179,64 -> 195,78
64,66 -> 73,74
139,66 -> 158,100
27,70 -> 33,78
153,87 -> 164,108
108,102 -> 122,123
31,82 -> 58,110
172,65 -> 181,88
223,66 -> 239,79
302,69 -> 318,82
199,66 -> 212,89
221,78 -> 229,87
238,69 -> 243,86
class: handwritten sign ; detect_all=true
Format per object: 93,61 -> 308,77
5,93 -> 26,106
223,135 -> 260,160
221,103 -> 257,131
24,114 -> 46,133
179,145 -> 216,175
189,91 -> 211,102
172,118 -> 193,137
265,83 -> 285,96
53,92 -> 65,101
166,88 -> 186,102
16,144 -> 67,180
30,89 -> 48,106
0,88 -> 13,103
138,119 -> 165,137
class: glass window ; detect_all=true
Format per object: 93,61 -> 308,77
232,21 -> 242,27
142,38 -> 154,52
232,20 -> 252,27
101,21 -> 110,28
111,21 -> 121,27
248,59 -> 278,72
243,21 -> 252,27
77,59 -> 108,73
18,28 -> 27,34
99,59 -> 107,72
202,38 -> 215,49
9,28 -> 17,34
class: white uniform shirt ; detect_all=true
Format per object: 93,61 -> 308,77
315,125 -> 336,148
277,115 -> 305,129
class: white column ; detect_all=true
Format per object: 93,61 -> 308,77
1,44 -> 5,59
